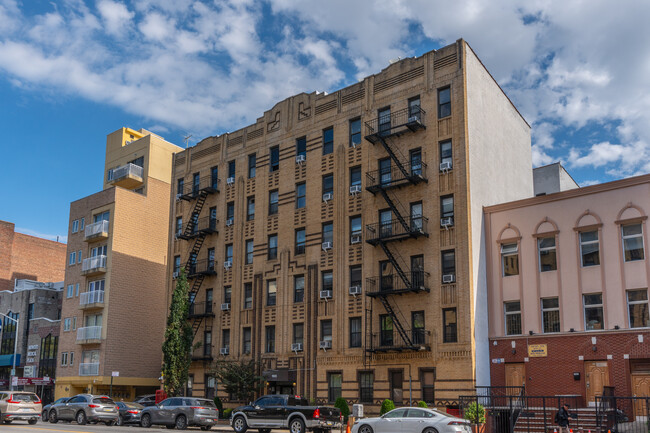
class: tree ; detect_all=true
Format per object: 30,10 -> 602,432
379,399 -> 395,415
161,269 -> 194,396
334,397 -> 350,421
211,359 -> 265,402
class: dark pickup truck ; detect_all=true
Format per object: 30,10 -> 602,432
230,394 -> 342,433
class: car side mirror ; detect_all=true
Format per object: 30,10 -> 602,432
254,406 -> 261,410
158,405 -> 163,409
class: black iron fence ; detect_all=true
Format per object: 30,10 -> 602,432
365,216 -> 428,243
596,395 -> 650,433
179,175 -> 219,199
364,106 -> 427,137
366,271 -> 429,296
366,160 -> 428,191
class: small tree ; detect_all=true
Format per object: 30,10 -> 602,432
212,360 -> 265,402
213,397 -> 223,418
380,399 -> 395,415
161,269 -> 194,396
417,401 -> 428,408
464,402 -> 486,425
334,397 -> 350,421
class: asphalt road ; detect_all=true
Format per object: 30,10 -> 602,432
1,420 -> 236,433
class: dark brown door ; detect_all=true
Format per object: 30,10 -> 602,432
390,370 -> 403,404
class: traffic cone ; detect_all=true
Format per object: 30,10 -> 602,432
346,421 -> 351,433
553,429 -> 557,433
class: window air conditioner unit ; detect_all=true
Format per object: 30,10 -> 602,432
226,218 -> 234,227
172,271 -> 180,279
322,192 -> 333,202
226,177 -> 235,185
224,260 -> 232,269
349,185 -> 362,195
175,193 -> 182,201
320,290 -> 332,300
291,343 -> 303,352
440,161 -> 452,172
350,235 -> 361,244
296,155 -> 306,164
408,115 -> 420,123
321,241 -> 333,251
219,347 -> 229,355
349,285 -> 362,296
441,217 -> 453,228
442,274 -> 456,284
221,303 -> 231,311
319,340 -> 332,350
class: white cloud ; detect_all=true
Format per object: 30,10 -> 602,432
97,0 -> 134,36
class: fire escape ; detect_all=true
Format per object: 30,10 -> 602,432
364,106 -> 431,353
176,176 -> 218,344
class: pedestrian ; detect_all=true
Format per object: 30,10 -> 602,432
554,403 -> 571,433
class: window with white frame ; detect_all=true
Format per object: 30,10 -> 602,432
622,224 -> 644,262
72,220 -> 79,233
580,230 -> 600,267
541,298 -> 560,333
63,318 -> 71,331
75,283 -> 80,296
69,252 -> 76,265
77,250 -> 82,263
627,289 -> 649,328
61,352 -> 68,366
538,237 -> 557,272
504,301 -> 521,335
67,285 -> 74,298
583,293 -> 604,330
501,243 -> 519,276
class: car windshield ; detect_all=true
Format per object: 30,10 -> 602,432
124,402 -> 144,409
93,397 -> 115,405
190,399 -> 216,408
11,393 -> 40,402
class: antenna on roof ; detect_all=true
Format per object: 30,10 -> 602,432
183,133 -> 193,148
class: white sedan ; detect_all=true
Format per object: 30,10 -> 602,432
352,407 -> 473,433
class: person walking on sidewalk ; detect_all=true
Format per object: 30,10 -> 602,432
555,403 -> 572,433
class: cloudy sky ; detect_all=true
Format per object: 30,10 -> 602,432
1,0 -> 649,242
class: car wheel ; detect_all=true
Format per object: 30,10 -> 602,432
3,420 -> 12,424
76,411 -> 87,425
175,414 -> 188,430
49,410 -> 59,424
29,418 -> 38,425
358,424 -> 374,433
259,429 -> 271,433
105,420 -> 116,426
289,417 -> 305,433
140,414 -> 152,428
232,415 -> 248,433
422,428 -> 438,433
201,426 -> 212,431
116,415 -> 124,426
166,425 -> 176,429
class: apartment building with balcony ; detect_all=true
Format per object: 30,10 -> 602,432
484,174 -> 650,408
55,127 -> 182,400
168,39 -> 533,409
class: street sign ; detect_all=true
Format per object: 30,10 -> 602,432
112,371 -> 119,377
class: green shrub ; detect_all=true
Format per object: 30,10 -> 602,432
380,399 -> 395,415
213,397 -> 223,418
222,408 -> 233,419
334,397 -> 350,421
464,402 -> 486,424
417,401 -> 428,408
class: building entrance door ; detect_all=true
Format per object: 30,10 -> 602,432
631,374 -> 650,420
505,363 -> 526,389
585,361 -> 609,406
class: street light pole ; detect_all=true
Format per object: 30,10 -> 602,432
0,312 -> 19,391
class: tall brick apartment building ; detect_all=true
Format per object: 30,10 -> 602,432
169,39 -> 533,409
55,128 -> 182,400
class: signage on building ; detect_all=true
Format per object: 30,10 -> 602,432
24,366 -> 35,378
528,344 -> 548,357
10,377 -> 53,386
112,371 -> 119,377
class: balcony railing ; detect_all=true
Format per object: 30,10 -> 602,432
185,259 -> 217,278
366,271 -> 430,297
80,290 -> 104,306
177,217 -> 218,240
366,329 -> 431,352
109,163 -> 144,188
364,107 -> 426,143
79,362 -> 100,376
366,160 -> 427,193
179,176 -> 219,201
84,220 -> 109,241
81,255 -> 107,275
365,217 -> 428,245
77,326 -> 102,342
189,301 -> 215,318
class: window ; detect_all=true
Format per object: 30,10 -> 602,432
63,318 -> 71,331
175,217 -> 183,237
228,160 -> 235,179
207,248 -> 216,271
323,127 -> 334,155
223,286 -> 232,304
380,209 -> 392,238
269,190 -> 279,215
209,207 -> 217,229
173,256 -> 181,275
328,372 -> 342,402
350,317 -> 362,348
441,250 -> 455,281
72,317 -> 76,330
203,331 -> 212,356
440,140 -> 452,166
321,319 -> 332,342
72,220 -> 79,233
296,136 -> 306,159
379,158 -> 391,186
322,174 -> 333,196
226,202 -> 234,221
627,289 -> 649,328
242,328 -> 251,354
296,183 -> 306,209
501,243 -> 519,276
580,230 -> 600,266
270,146 -> 279,172
211,166 -> 219,189
75,283 -> 80,296
192,172 -> 200,195
222,329 -> 230,350
206,289 -> 213,313
441,195 -> 454,222
584,293 -> 604,330
295,228 -> 306,255
443,308 -> 457,342
78,250 -> 82,263
265,326 -> 275,353
244,283 -> 253,309
69,252 -> 76,265
408,96 -> 421,118
61,352 -> 68,366
93,211 -> 110,223
380,315 -> 394,346
541,298 -> 560,333
225,244 -> 233,264
247,197 -> 255,221
378,107 -> 391,135
623,224 -> 644,261
245,240 -> 254,265
294,275 -> 305,303
412,311 -> 425,344
438,87 -> 451,118
504,301 -> 522,335
350,265 -> 362,288
177,178 -> 185,196
293,323 -> 304,345
421,370 -> 435,403
322,222 -> 333,244
538,237 -> 557,271
410,148 -> 422,176
359,372 -> 373,403
350,216 -> 362,239
268,235 -> 278,260
322,271 -> 333,292
80,218 -> 85,231
349,118 -> 361,147
67,285 -> 74,298
248,154 -> 256,179
267,280 -> 277,306
410,202 -> 423,231
88,279 -> 105,292
380,260 -> 394,292
350,166 -> 361,188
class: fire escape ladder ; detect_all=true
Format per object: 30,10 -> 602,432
377,242 -> 411,290
182,191 -> 208,237
191,317 -> 203,337
378,295 -> 413,347
377,136 -> 409,180
377,189 -> 410,233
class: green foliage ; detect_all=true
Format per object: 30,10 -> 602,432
161,269 -> 194,396
222,408 -> 233,419
417,401 -> 428,408
213,397 -> 223,418
464,402 -> 486,424
380,399 -> 395,415
334,397 -> 350,421
211,359 -> 265,402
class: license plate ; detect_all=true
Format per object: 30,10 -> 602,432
104,408 -> 113,412
327,422 -> 333,426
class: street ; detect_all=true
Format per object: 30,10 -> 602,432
1,421 -> 236,433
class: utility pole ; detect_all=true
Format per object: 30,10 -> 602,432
0,312 -> 20,391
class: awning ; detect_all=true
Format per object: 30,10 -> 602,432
0,354 -> 20,367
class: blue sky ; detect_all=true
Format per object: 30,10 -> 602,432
1,0 -> 649,243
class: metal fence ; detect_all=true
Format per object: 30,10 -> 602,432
596,396 -> 650,433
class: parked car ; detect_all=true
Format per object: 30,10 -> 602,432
0,391 -> 42,424
48,394 -> 118,425
230,394 -> 342,433
134,394 -> 158,407
140,397 -> 219,430
42,397 -> 70,422
352,407 -> 472,433
116,401 -> 144,426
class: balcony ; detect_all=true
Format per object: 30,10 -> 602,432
365,217 -> 428,245
79,362 -> 100,376
189,301 -> 215,318
84,220 -> 109,242
108,163 -> 144,189
364,106 -> 426,144
366,271 -> 430,297
176,217 -> 218,240
366,329 -> 431,353
192,345 -> 213,362
366,160 -> 427,193
178,176 -> 219,201
76,326 -> 102,344
185,259 -> 217,278
79,291 -> 104,309
81,255 -> 107,276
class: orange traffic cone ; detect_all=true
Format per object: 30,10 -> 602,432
346,421 -> 351,433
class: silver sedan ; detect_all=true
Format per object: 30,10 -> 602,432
352,407 -> 472,433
